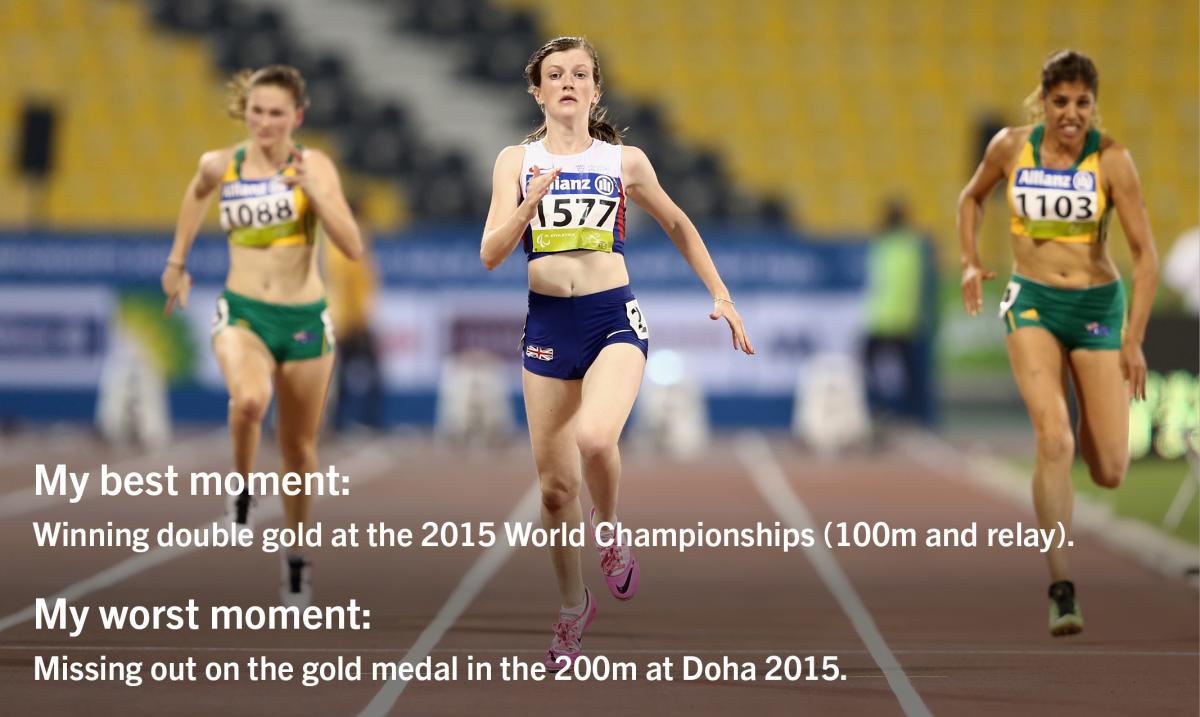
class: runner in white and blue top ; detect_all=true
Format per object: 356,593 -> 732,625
480,37 -> 754,672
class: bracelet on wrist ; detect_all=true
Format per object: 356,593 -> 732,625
166,259 -> 186,270
713,297 -> 735,305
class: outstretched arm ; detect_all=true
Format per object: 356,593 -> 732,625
1103,143 -> 1159,400
622,146 -> 753,354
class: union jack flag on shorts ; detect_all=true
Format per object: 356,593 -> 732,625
526,345 -> 554,361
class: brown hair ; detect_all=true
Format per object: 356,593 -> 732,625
1023,50 -> 1101,125
523,36 -> 624,144
225,64 -> 310,120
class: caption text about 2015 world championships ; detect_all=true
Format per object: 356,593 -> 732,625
33,462 -> 1073,555
27,462 -> 1070,687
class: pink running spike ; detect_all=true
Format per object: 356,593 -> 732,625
544,588 -> 598,671
591,508 -> 640,600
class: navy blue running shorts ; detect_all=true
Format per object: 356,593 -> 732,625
521,285 -> 650,380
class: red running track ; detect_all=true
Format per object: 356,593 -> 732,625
0,430 -> 1195,716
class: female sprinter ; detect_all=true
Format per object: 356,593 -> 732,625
161,65 -> 362,607
481,36 -> 754,669
957,50 -> 1158,636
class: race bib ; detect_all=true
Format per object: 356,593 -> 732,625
528,171 -> 621,253
1011,168 -> 1099,239
211,296 -> 230,336
625,299 -> 649,340
220,179 -> 298,231
320,308 -> 336,349
998,281 -> 1021,319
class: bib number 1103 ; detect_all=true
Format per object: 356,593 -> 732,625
1013,192 -> 1093,221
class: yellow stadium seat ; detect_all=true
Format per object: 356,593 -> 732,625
6,0 -> 374,229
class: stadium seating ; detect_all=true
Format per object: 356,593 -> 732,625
0,0 -> 407,229
3,0 -> 1193,253
494,0 -> 1198,260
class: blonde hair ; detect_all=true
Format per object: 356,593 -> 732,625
225,64 -> 309,120
523,36 -> 624,144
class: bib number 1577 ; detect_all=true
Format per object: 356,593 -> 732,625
536,197 -> 618,228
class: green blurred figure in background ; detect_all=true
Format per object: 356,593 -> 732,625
862,199 -> 938,428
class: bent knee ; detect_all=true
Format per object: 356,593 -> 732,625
1088,456 -> 1128,489
278,435 -> 317,466
539,477 -> 579,513
1035,428 -> 1075,464
576,427 -> 618,461
230,393 -> 270,425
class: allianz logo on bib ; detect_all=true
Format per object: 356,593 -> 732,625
529,172 -> 619,197
221,178 -> 288,200
1015,168 -> 1095,192
593,175 -> 617,196
1071,172 -> 1095,192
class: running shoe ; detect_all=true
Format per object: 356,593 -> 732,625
1048,580 -> 1083,636
280,555 -> 313,608
223,488 -> 256,542
591,508 -> 640,600
544,588 -> 597,671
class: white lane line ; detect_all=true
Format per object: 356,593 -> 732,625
0,439 -> 391,634
0,429 -> 90,466
0,428 -> 228,520
3,645 -> 1195,658
735,431 -> 933,717
898,430 -> 1200,586
356,481 -> 540,717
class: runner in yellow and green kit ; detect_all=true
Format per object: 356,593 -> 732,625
161,65 -> 362,608
957,50 -> 1158,636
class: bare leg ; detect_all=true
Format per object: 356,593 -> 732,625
1007,328 -> 1074,582
578,344 -> 646,526
212,328 -> 275,477
274,352 -> 336,533
523,369 -> 585,609
1069,349 -> 1130,490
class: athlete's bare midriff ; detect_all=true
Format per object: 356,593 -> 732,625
1010,234 -> 1120,288
527,250 -> 630,297
1004,125 -> 1120,289
225,243 -> 325,303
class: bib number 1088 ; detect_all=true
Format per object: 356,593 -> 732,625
223,197 -> 296,229
536,197 -> 618,228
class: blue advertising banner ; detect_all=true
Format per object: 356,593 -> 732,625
0,231 -> 869,426
0,229 -> 866,292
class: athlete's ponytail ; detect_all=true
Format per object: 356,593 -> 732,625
226,64 -> 310,120
523,36 -> 625,145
